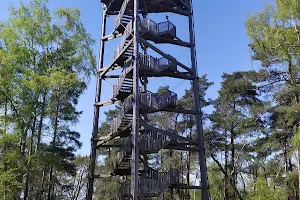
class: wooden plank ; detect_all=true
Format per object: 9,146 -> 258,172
171,185 -> 207,190
94,98 -> 119,107
164,145 -> 201,152
162,107 -> 201,115
102,32 -> 122,41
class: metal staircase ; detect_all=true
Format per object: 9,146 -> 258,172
113,65 -> 134,99
115,0 -> 133,33
110,126 -> 179,175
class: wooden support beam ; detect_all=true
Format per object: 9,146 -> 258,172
131,0 -> 140,198
140,38 -> 193,74
140,122 -> 198,145
94,98 -> 119,107
164,7 -> 192,16
155,37 -> 193,48
102,32 -> 122,41
96,135 -> 121,148
178,0 -> 190,10
171,185 -> 207,190
104,72 -> 195,80
164,145 -> 201,152
93,174 -> 112,178
188,0 -> 210,198
86,7 -> 107,200
162,107 -> 201,115
103,75 -> 120,79
97,144 -> 122,148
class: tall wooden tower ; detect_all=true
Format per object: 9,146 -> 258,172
87,0 -> 210,199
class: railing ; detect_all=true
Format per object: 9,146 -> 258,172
139,53 -> 177,72
139,53 -> 157,70
157,90 -> 177,109
141,18 -> 157,34
140,169 -> 180,197
158,168 -> 180,192
116,169 -> 180,198
157,21 -> 176,37
140,18 -> 176,38
139,127 -> 178,153
123,91 -> 155,113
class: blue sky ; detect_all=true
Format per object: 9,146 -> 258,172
0,0 -> 274,155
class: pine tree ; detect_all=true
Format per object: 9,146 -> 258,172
246,0 -> 300,197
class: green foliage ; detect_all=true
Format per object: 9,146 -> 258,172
246,177 -> 287,200
207,164 -> 224,200
242,0 -> 300,199
0,0 -> 96,199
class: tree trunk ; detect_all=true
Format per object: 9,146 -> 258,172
211,154 -> 243,200
36,91 -> 47,153
47,99 -> 60,200
287,59 -> 300,199
24,104 -> 38,200
37,169 -> 46,200
239,173 -> 246,195
3,98 -> 7,200
224,132 -> 229,200
230,129 -> 236,200
230,100 -> 236,200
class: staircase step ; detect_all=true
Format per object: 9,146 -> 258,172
122,82 -> 133,86
123,79 -> 133,81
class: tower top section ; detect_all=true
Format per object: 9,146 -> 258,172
101,0 -> 191,15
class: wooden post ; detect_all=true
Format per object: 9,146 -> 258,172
131,0 -> 140,199
188,0 -> 210,199
86,6 -> 107,200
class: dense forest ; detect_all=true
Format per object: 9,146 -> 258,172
1,0 -> 300,200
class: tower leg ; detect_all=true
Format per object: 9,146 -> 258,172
188,1 -> 210,199
86,6 -> 107,200
131,0 -> 140,199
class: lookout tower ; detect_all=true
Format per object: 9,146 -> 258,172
87,0 -> 210,199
